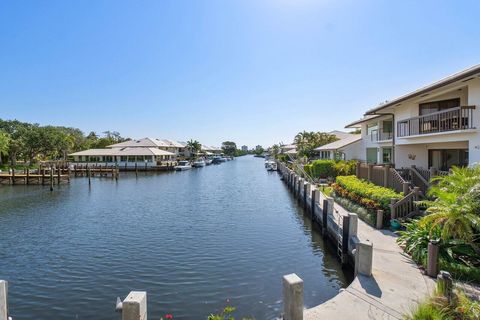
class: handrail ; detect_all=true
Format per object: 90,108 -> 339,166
390,187 -> 420,221
410,166 -> 429,186
399,105 -> 475,121
397,105 -> 476,137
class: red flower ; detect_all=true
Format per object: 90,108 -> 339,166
165,314 -> 173,319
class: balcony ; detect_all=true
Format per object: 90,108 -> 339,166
397,106 -> 476,137
369,129 -> 393,142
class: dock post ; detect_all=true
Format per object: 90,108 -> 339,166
135,162 -> 138,177
303,182 -> 308,208
311,188 -> 317,219
282,274 -> 303,320
50,166 -> 54,191
42,169 -> 45,185
376,210 -> 384,229
11,167 -> 14,185
354,240 -> 373,277
322,199 -> 328,236
427,240 -> 439,277
0,280 -> 7,320
122,291 -> 147,320
57,166 -> 61,186
341,215 -> 350,265
88,167 -> 91,186
26,168 -> 30,185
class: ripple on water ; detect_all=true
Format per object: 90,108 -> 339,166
0,156 -> 351,319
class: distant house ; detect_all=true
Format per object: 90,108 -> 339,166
280,144 -> 296,155
315,134 -> 362,160
241,145 -> 248,152
69,147 -> 175,167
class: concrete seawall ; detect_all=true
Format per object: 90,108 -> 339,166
277,162 -> 435,320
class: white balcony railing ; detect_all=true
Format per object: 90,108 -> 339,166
369,129 -> 393,142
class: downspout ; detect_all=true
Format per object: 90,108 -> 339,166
370,112 -> 395,167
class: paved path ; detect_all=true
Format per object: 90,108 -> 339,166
304,196 -> 435,320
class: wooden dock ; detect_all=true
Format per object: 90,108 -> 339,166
0,168 -> 70,185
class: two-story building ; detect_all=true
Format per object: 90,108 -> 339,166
347,64 -> 480,171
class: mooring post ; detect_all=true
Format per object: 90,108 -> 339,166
348,213 -> 358,253
376,210 -> 384,229
57,165 -> 61,186
88,167 -> 91,186
303,182 -> 308,208
282,274 -> 303,320
11,167 -> 14,185
26,168 -> 30,185
354,240 -> 373,277
427,240 -> 440,277
311,188 -> 317,219
122,291 -> 147,320
341,215 -> 350,265
437,271 -> 453,304
322,199 -> 328,236
0,280 -> 8,320
50,166 -> 54,191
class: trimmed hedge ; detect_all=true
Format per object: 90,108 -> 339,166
304,160 -> 357,179
333,175 -> 403,212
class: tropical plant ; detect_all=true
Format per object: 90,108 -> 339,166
294,131 -> 338,159
421,166 -> 480,252
186,139 -> 202,157
334,175 -> 402,210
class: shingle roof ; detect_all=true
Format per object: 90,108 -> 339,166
315,135 -> 361,151
69,147 -> 175,156
107,138 -> 170,148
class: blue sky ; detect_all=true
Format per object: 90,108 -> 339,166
1,0 -> 479,148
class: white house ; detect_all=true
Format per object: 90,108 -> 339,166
69,147 -> 175,168
315,134 -> 362,160
346,64 -> 480,171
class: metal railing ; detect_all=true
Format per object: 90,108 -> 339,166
369,129 -> 393,142
397,106 -> 476,137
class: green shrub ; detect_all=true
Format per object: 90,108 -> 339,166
304,160 -> 336,179
334,175 -> 402,210
304,160 -> 358,179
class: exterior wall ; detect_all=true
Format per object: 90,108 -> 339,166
394,79 -> 480,166
339,140 -> 364,161
395,141 -> 468,169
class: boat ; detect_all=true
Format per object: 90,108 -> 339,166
193,159 -> 206,167
205,159 -> 213,165
212,156 -> 223,164
174,160 -> 192,171
266,161 -> 277,171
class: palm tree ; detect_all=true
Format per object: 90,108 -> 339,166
421,166 -> 480,252
0,130 -> 11,166
186,139 -> 202,158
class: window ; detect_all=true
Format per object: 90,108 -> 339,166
367,123 -> 378,136
145,156 -> 153,162
382,120 -> 393,133
320,151 -> 330,159
105,156 -> 113,162
128,156 -> 136,162
382,147 -> 392,164
366,148 -> 377,163
120,156 -> 127,162
136,156 -> 144,162
419,98 -> 460,115
428,149 -> 468,171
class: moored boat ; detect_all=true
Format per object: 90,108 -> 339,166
174,160 -> 192,171
193,159 -> 206,167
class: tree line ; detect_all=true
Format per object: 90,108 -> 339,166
0,119 -> 128,166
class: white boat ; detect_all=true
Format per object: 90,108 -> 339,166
266,161 -> 277,171
205,159 -> 213,165
174,160 -> 192,171
193,159 -> 206,167
265,159 -> 275,168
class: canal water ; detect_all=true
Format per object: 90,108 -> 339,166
0,155 -> 350,319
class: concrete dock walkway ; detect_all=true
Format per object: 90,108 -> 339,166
304,197 -> 435,320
